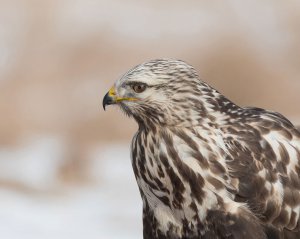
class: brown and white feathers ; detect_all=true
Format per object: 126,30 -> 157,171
103,59 -> 300,239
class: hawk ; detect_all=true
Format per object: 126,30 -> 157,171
103,59 -> 300,239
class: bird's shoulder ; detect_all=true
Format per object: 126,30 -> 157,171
222,107 -> 300,231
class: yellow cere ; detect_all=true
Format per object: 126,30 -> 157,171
108,86 -> 117,97
108,86 -> 138,103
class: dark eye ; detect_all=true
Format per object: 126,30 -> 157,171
132,84 -> 146,93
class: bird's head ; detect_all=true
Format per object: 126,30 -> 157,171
103,59 -> 222,127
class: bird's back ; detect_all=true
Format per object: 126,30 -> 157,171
222,107 -> 300,237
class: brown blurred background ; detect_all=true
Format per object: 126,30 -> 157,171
0,0 -> 299,238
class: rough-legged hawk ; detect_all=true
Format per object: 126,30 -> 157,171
103,59 -> 300,239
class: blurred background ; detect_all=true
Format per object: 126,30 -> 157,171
0,0 -> 299,238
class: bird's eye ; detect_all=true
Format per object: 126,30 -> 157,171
132,84 -> 146,93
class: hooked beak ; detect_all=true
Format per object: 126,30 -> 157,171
103,87 -> 117,110
102,86 -> 138,110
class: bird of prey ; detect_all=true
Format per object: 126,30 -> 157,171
103,59 -> 300,239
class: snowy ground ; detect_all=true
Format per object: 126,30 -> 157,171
0,141 -> 142,239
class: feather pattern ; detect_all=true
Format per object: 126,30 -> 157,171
106,59 -> 300,239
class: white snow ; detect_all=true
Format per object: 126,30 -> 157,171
0,141 -> 142,239
0,137 -> 65,190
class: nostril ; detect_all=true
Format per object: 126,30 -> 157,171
109,87 -> 116,96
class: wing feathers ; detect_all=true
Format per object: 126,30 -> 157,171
223,108 -> 300,232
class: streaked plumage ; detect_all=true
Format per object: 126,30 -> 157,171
103,59 -> 300,239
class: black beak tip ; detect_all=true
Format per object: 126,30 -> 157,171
103,92 -> 113,111
102,93 -> 108,111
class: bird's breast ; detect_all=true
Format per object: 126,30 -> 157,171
131,127 -> 235,236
